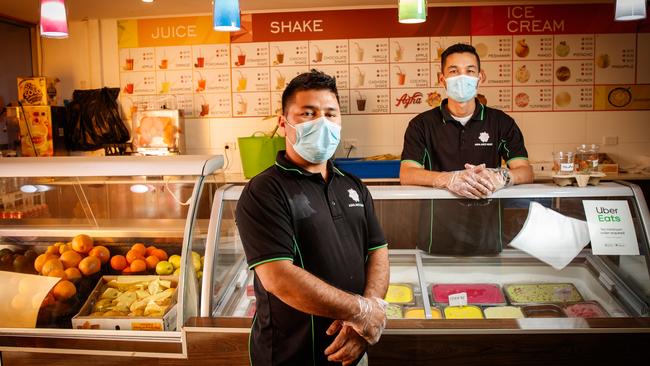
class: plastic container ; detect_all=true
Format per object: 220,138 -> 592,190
384,283 -> 415,305
431,283 -> 506,306
504,283 -> 583,305
562,301 -> 609,318
443,305 -> 484,319
238,133 -> 286,178
522,304 -> 566,318
386,304 -> 404,319
403,307 -> 442,319
483,306 -> 524,319
333,158 -> 400,178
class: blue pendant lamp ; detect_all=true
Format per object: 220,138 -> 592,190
398,0 -> 427,24
213,0 -> 241,31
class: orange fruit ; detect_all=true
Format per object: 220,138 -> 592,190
45,245 -> 59,255
35,253 -> 55,273
126,249 -> 144,264
122,267 -> 133,274
151,248 -> 168,261
88,245 -> 110,264
52,280 -> 76,301
41,258 -> 64,276
78,256 -> 101,276
145,255 -> 160,270
58,244 -> 72,254
145,246 -> 157,256
131,243 -> 147,257
71,234 -> 94,254
41,293 -> 56,308
47,268 -> 67,279
130,259 -> 146,273
64,267 -> 82,283
60,250 -> 82,269
110,255 -> 128,271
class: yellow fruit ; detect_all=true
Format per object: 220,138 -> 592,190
45,245 -> 59,255
173,267 -> 181,276
60,250 -> 82,269
64,267 -> 82,283
155,261 -> 174,275
169,255 -> 181,269
52,280 -> 76,301
78,256 -> 101,276
59,244 -> 72,254
88,245 -> 110,264
71,234 -> 94,254
41,258 -> 64,276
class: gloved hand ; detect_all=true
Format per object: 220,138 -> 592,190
464,164 -> 513,192
433,164 -> 495,199
344,295 -> 387,345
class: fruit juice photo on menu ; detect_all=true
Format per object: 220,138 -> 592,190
124,50 -> 134,70
236,70 -> 247,91
159,51 -> 168,70
160,74 -> 170,93
195,49 -> 205,68
199,96 -> 209,117
196,72 -> 206,92
395,66 -> 406,85
235,46 -> 246,66
123,81 -> 135,94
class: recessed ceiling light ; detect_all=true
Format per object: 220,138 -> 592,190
142,0 -> 154,3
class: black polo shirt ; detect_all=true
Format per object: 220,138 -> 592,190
235,151 -> 387,366
401,98 -> 528,171
400,99 -> 528,256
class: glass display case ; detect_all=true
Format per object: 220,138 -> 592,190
201,181 -> 650,363
0,155 -> 225,358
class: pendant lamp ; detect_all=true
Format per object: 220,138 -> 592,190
213,0 -> 241,31
615,0 -> 647,21
40,0 -> 69,39
398,0 -> 427,24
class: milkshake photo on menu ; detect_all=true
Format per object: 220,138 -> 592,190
394,41 -> 404,61
313,45 -> 323,63
199,96 -> 209,117
354,66 -> 365,88
355,91 -> 367,112
353,42 -> 364,62
274,46 -> 284,65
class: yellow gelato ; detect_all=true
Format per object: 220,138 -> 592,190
443,305 -> 484,319
384,284 -> 414,304
403,307 -> 442,319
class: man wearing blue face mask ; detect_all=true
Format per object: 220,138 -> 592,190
400,43 -> 534,255
236,70 -> 389,365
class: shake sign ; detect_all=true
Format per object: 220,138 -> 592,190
582,200 -> 639,256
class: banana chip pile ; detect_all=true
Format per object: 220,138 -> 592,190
90,277 -> 175,317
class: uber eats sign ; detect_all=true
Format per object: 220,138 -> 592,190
583,201 -> 639,256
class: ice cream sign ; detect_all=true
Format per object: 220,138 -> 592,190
506,6 -> 564,33
582,201 -> 639,256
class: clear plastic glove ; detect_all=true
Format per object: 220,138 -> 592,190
344,295 -> 387,345
433,164 -> 494,199
465,164 -> 513,192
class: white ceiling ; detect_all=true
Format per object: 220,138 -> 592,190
0,0 -> 610,25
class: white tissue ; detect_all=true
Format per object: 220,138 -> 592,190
509,202 -> 590,270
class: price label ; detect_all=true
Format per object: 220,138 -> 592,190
448,292 -> 468,307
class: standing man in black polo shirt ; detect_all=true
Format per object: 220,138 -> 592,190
236,70 -> 389,365
400,43 -> 534,255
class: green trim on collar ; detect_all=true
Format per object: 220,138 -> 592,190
332,166 -> 345,176
275,161 -> 305,175
506,156 -> 529,164
248,257 -> 293,270
401,159 -> 423,168
479,103 -> 485,120
439,105 -> 446,124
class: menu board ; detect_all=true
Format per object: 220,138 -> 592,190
118,5 -> 650,117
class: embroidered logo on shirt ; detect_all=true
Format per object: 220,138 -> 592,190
347,189 -> 364,208
475,131 -> 493,147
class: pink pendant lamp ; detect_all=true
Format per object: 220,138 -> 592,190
40,0 -> 69,38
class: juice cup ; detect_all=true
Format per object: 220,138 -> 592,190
276,52 -> 284,64
125,58 -> 134,70
160,81 -> 170,93
197,79 -> 206,92
124,83 -> 134,94
195,57 -> 205,68
237,54 -> 246,66
160,59 -> 168,69
200,103 -> 210,116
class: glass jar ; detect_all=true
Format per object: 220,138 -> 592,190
575,144 -> 599,173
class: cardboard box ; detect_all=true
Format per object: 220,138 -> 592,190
72,275 -> 178,331
17,77 -> 57,106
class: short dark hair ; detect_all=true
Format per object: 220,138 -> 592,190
281,69 -> 339,115
441,43 -> 481,72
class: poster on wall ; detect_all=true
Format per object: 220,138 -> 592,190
117,4 -> 649,119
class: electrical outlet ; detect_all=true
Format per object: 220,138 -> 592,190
224,141 -> 237,150
343,138 -> 358,149
602,136 -> 618,146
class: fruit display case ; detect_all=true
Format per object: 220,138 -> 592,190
0,155 -> 225,359
196,182 -> 650,365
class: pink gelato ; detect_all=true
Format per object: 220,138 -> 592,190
432,284 -> 505,305
563,302 -> 608,318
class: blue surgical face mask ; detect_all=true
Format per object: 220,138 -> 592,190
445,74 -> 479,103
286,116 -> 341,164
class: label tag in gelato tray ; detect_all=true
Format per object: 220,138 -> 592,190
448,292 -> 468,307
582,200 -> 639,256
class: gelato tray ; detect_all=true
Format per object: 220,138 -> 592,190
403,307 -> 442,319
562,301 -> 609,318
431,283 -> 505,305
386,304 -> 404,319
483,306 -> 524,319
443,306 -> 484,319
384,283 -> 415,305
522,304 -> 566,318
504,283 -> 583,305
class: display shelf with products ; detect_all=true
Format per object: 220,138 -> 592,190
0,155 -> 225,358
197,181 -> 650,364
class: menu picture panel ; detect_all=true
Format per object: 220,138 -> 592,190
594,34 -> 636,85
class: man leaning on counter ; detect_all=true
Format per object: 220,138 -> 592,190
400,43 -> 534,197
399,43 -> 534,255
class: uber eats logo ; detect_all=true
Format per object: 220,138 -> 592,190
596,206 -> 622,222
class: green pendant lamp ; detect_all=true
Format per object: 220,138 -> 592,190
398,0 -> 427,24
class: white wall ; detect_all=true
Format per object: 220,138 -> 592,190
41,19 -> 650,174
